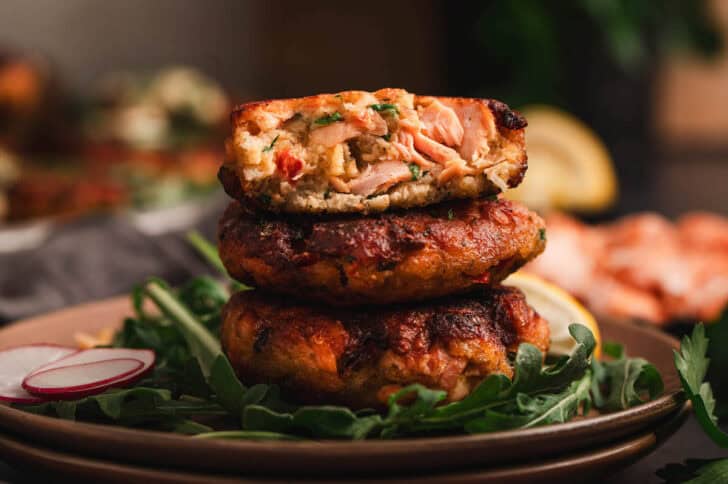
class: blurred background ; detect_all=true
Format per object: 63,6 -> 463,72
0,0 -> 726,329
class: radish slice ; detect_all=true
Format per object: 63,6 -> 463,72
28,348 -> 154,375
22,358 -> 144,398
23,347 -> 156,399
0,344 -> 78,404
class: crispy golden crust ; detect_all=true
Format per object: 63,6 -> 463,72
222,88 -> 527,214
218,198 -> 545,306
221,286 -> 549,408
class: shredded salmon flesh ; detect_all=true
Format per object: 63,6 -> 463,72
224,89 -> 527,205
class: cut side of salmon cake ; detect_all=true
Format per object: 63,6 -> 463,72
220,88 -> 528,214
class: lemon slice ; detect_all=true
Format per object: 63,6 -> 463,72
505,106 -> 617,213
503,271 -> 601,358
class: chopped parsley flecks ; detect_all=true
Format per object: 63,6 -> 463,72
447,209 -> 454,220
539,228 -> 547,241
381,133 -> 392,141
408,163 -> 421,181
314,112 -> 343,126
369,103 -> 399,116
262,134 -> 279,153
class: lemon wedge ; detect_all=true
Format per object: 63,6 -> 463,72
503,271 -> 601,358
505,106 -> 617,213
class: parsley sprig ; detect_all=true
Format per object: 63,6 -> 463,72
314,112 -> 343,126
369,103 -> 399,116
674,324 -> 728,447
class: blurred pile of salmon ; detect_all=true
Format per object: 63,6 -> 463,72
0,52 -> 229,224
509,106 -> 728,325
525,212 -> 728,325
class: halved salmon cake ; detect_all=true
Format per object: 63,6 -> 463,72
221,286 -> 550,408
218,197 -> 546,306
221,88 -> 527,214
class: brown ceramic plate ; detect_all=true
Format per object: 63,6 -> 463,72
0,297 -> 686,478
0,404 -> 689,483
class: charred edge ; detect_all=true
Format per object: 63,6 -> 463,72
337,322 -> 387,375
336,263 -> 349,287
253,325 -> 271,353
487,100 -> 527,130
507,156 -> 528,188
218,166 -> 245,201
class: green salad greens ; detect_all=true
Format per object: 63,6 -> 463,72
655,312 -> 728,483
14,235 -> 665,440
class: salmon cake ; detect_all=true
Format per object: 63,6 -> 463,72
220,88 -> 527,214
221,286 -> 550,409
218,197 -> 546,306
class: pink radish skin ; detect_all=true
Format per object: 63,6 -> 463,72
0,344 -> 78,404
22,348 -> 156,400
27,348 -> 155,376
22,358 -> 144,398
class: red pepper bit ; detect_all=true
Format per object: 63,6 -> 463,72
275,150 -> 303,181
472,272 -> 491,284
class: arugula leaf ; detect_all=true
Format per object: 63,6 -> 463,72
657,458 -> 728,483
186,231 -> 227,275
314,112 -> 343,125
293,406 -> 381,439
408,324 -> 595,433
186,231 -> 250,291
195,430 -> 302,441
591,348 -> 664,411
144,280 -> 246,415
380,385 -> 447,438
243,404 -> 382,439
511,324 -> 595,395
674,324 -> 728,447
465,371 -> 592,432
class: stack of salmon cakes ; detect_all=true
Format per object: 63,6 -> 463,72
217,89 -> 550,408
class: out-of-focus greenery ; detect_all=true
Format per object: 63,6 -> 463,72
468,0 -> 722,106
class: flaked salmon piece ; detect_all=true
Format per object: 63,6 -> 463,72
438,160 -> 477,184
223,88 -> 527,214
441,99 -> 495,162
392,131 -> 435,169
420,99 -> 464,147
309,121 -> 363,147
347,161 -> 412,196
413,131 -> 461,164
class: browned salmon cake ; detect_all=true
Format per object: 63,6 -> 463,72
220,88 -> 527,214
221,286 -> 550,409
218,197 -> 545,306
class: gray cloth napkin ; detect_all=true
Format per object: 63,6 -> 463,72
0,213 -> 219,324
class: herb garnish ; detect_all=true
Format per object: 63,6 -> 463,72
656,314 -> 728,482
314,112 -> 343,126
381,133 -> 391,141
262,135 -> 279,153
369,103 -> 399,116
447,209 -> 454,220
674,324 -> 728,447
539,228 -> 547,241
408,163 -> 421,181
